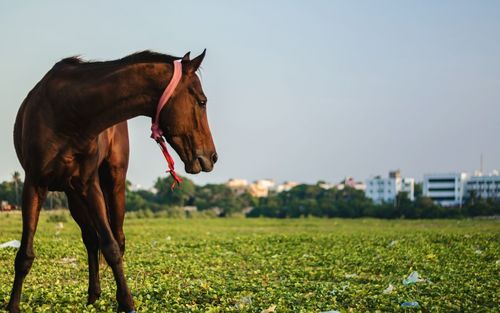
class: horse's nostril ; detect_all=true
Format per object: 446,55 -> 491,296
211,152 -> 218,164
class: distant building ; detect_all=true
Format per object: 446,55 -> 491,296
336,177 -> 366,191
423,172 -> 467,206
465,172 -> 500,200
318,182 -> 335,190
226,178 -> 249,188
276,181 -> 299,193
226,178 -> 249,195
365,170 -> 414,204
248,179 -> 276,198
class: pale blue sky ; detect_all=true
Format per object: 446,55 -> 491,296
0,1 -> 499,187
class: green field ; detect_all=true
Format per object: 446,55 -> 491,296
0,212 -> 499,312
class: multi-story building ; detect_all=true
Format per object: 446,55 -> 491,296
423,172 -> 467,206
365,170 -> 414,204
465,172 -> 500,200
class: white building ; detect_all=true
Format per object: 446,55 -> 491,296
423,172 -> 467,206
465,172 -> 500,200
365,170 -> 414,204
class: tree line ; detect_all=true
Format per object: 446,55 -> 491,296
248,183 -> 500,218
1,173 -> 499,218
125,176 -> 257,216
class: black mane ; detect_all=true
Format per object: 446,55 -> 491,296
119,51 -> 180,63
58,50 -> 180,66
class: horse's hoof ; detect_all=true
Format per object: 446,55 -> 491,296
7,304 -> 20,313
118,304 -> 135,313
87,292 -> 101,305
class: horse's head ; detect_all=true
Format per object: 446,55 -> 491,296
159,50 -> 217,174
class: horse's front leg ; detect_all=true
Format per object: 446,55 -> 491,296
8,177 -> 47,313
85,177 -> 135,312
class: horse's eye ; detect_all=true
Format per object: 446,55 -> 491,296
198,100 -> 207,107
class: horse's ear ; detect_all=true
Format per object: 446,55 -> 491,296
184,49 -> 206,74
181,52 -> 191,63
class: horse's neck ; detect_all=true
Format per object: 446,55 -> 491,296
73,62 -> 171,141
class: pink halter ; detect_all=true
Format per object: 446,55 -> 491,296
150,60 -> 183,189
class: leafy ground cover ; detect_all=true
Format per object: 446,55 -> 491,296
0,211 -> 499,312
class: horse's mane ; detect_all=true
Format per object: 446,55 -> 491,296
58,50 -> 180,66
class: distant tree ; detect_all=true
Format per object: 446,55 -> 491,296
465,196 -> 496,217
396,191 -> 414,218
195,183 -> 256,216
315,188 -> 338,217
136,189 -> 157,204
415,196 -> 440,218
12,171 -> 22,206
125,191 -> 149,212
0,181 -> 16,204
256,195 -> 286,218
43,192 -> 67,210
248,184 -> 375,218
414,182 -> 423,198
155,175 -> 196,206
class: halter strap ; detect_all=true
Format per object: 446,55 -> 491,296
150,60 -> 183,189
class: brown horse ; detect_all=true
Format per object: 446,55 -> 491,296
8,50 -> 217,313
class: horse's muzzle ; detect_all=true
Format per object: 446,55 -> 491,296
186,153 -> 216,174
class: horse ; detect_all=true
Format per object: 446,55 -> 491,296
7,50 -> 217,313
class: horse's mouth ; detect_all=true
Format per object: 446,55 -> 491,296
185,156 -> 213,174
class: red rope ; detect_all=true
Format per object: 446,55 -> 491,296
150,60 -> 183,190
156,138 -> 183,190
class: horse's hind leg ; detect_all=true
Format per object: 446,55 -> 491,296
99,160 -> 127,256
66,192 -> 101,304
100,122 -> 129,256
8,177 -> 47,313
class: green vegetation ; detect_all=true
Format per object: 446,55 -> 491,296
1,212 -> 499,312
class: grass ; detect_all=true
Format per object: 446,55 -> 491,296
0,211 -> 499,312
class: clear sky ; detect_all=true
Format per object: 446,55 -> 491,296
0,1 -> 499,187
